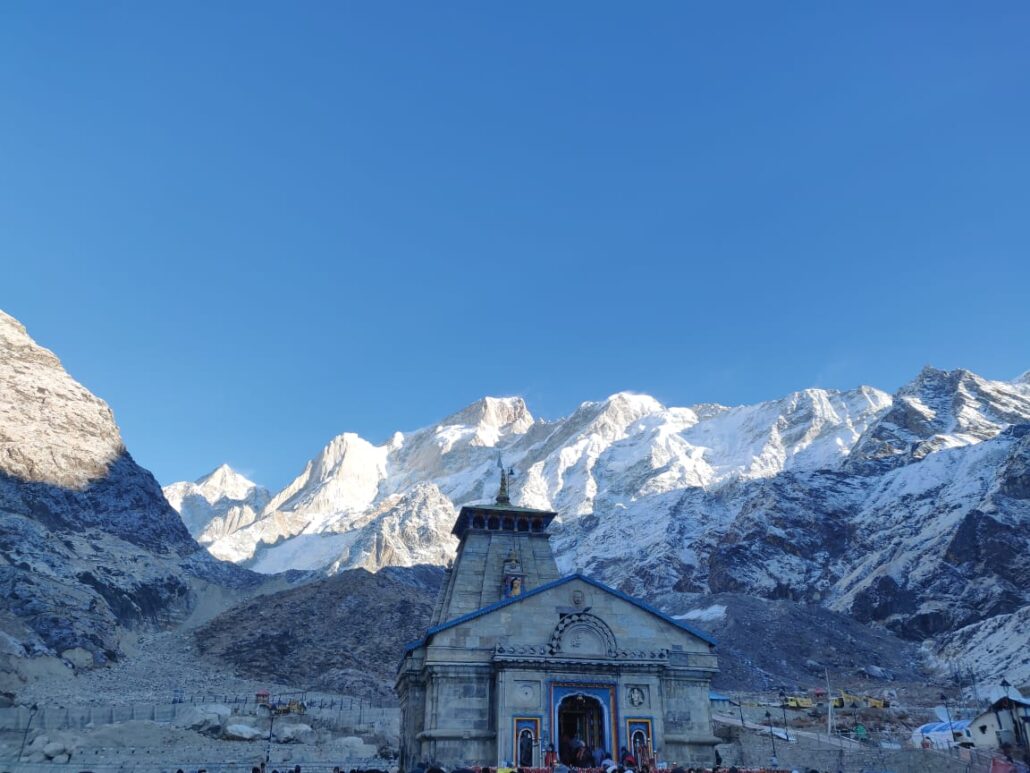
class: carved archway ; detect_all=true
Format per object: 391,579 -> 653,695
548,612 -> 618,658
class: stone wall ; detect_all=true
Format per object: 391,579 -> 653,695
416,664 -> 495,768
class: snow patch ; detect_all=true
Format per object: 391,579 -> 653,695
674,604 -> 727,622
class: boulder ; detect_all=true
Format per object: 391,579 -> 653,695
275,723 -> 314,744
27,734 -> 49,751
43,740 -> 66,758
175,703 -> 231,736
52,753 -> 71,764
60,647 -> 94,669
224,723 -> 263,741
338,735 -> 378,758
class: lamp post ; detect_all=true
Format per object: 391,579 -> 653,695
765,709 -> 778,764
779,689 -> 791,742
941,692 -> 955,753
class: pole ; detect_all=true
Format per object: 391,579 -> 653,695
765,710 -> 777,762
825,668 -> 834,737
968,661 -> 982,709
779,690 -> 791,742
941,693 -> 955,754
267,710 -> 275,763
17,704 -> 38,762
736,699 -> 747,768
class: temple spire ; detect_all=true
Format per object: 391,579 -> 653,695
496,457 -> 510,504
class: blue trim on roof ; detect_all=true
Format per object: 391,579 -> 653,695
916,720 -> 971,733
408,573 -> 717,651
709,691 -> 731,701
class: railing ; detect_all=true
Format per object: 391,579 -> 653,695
4,759 -> 385,773
0,694 -> 400,734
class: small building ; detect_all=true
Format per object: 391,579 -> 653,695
965,693 -> 1030,753
396,471 -> 720,770
709,691 -> 733,712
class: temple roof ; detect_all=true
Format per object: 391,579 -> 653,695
404,572 -> 718,651
450,501 -> 558,537
450,465 -> 558,537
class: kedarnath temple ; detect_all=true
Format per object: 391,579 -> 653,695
396,470 -> 720,770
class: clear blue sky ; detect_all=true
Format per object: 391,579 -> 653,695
2,2 -> 1028,489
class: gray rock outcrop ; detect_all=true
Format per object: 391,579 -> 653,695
0,308 -> 255,676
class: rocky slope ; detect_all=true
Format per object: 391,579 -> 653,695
194,567 -> 927,697
0,309 -> 255,691
169,367 -> 1030,686
193,566 -> 443,699
844,366 -> 1030,473
654,591 -> 926,691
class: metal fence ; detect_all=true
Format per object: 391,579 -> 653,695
0,696 -> 399,735
732,721 -> 1026,773
1,759 -> 384,773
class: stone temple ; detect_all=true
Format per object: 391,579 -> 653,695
396,470 -> 720,770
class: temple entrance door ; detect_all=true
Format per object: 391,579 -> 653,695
558,694 -> 605,764
518,728 -> 534,767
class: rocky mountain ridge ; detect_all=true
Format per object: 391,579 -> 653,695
0,309 -> 255,691
184,386 -> 894,569
194,565 -> 443,699
167,367 -> 1030,685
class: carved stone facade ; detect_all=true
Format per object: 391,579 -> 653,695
396,496 -> 719,770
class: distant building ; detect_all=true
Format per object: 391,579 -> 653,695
709,691 -> 733,712
912,719 -> 972,749
396,470 -> 720,770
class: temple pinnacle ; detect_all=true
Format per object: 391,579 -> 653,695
496,458 -> 510,504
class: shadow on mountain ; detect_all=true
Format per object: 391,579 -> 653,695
0,449 -> 195,553
0,450 -> 259,671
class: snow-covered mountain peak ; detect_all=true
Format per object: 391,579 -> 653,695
565,391 -> 668,441
171,382 -> 900,569
311,432 -> 379,476
0,307 -> 123,488
195,463 -> 261,501
439,396 -> 534,439
603,391 -> 665,412
162,463 -> 271,541
845,366 -> 1030,473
